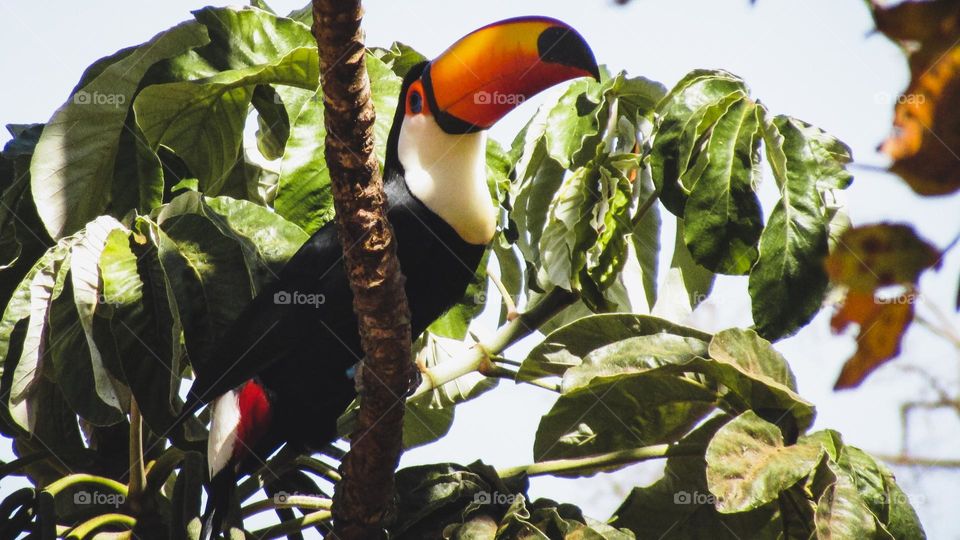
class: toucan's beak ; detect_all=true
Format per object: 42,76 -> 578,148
423,16 -> 599,133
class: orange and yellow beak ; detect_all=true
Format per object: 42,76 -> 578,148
421,16 -> 599,133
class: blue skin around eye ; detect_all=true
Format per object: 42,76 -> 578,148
410,91 -> 422,113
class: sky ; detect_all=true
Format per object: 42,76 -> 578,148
1,0 -> 959,538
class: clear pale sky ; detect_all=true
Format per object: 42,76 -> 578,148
1,1 -> 958,538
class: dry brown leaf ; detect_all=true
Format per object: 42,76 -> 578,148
872,0 -> 960,195
831,290 -> 916,389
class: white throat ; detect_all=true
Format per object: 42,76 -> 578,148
397,115 -> 496,245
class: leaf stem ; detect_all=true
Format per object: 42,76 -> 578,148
242,494 -> 332,519
44,474 -> 128,497
64,513 -> 135,539
498,443 -> 702,479
127,397 -> 146,513
249,509 -> 333,539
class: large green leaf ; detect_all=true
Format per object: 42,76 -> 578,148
273,53 -> 400,233
650,70 -> 748,216
560,333 -> 709,392
156,208 -> 253,369
98,224 -> 191,438
683,98 -> 763,275
203,195 -> 308,289
519,313 -> 711,387
61,216 -> 129,423
30,21 -> 210,239
534,371 -> 716,463
3,241 -> 74,431
0,124 -> 49,276
705,411 -> 824,513
749,115 -> 853,340
134,47 -> 319,194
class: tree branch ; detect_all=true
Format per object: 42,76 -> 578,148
311,1 -> 414,538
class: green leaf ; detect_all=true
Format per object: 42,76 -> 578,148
561,333 -> 709,392
683,98 -> 763,275
99,223 -> 192,438
63,216 -> 129,422
708,328 -> 797,391
749,115 -> 852,340
537,166 -> 600,291
370,42 -> 428,78
534,371 -> 716,463
651,70 -> 748,216
202,195 -> 308,289
8,244 -> 73,424
157,209 -> 253,368
815,462 -> 878,539
30,21 -> 210,239
661,355 -> 815,436
2,241 -> 73,431
111,119 -> 165,215
1,124 -> 48,275
706,411 -> 824,513
519,313 -> 711,386
610,415 -> 781,539
544,78 -> 604,169
274,53 -> 400,233
134,47 -> 319,194
48,279 -> 126,426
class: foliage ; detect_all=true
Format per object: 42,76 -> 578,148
0,3 -> 925,539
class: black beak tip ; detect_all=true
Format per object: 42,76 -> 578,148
537,25 -> 600,81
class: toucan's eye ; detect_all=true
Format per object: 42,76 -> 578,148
409,90 -> 423,114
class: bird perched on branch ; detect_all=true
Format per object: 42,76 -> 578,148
172,17 -> 598,539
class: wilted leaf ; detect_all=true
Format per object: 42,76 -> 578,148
708,328 -> 797,391
825,224 -> 940,292
872,1 -> 960,195
815,461 -> 878,539
706,411 -> 823,513
831,290 -> 916,390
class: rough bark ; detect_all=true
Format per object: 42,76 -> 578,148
311,1 -> 414,538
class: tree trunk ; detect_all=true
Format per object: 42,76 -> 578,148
310,1 -> 414,538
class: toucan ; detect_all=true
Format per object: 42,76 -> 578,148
176,17 -> 599,538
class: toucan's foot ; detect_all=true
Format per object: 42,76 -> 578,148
405,364 -> 422,397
